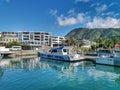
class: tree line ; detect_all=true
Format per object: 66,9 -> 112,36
91,36 -> 120,50
63,36 -> 120,51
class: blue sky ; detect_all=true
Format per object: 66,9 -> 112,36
0,0 -> 120,36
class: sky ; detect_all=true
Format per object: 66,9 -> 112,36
0,0 -> 120,36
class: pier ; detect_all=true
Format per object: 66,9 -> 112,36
1,50 -> 38,56
83,55 -> 96,62
1,51 -> 15,55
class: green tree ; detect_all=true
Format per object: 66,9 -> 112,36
65,37 -> 77,46
79,41 -> 85,47
91,44 -> 98,50
103,39 -> 114,49
111,36 -> 120,45
96,38 -> 105,48
6,41 -> 21,48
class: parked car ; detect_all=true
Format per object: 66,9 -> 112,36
10,46 -> 22,51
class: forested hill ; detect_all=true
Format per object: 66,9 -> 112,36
65,28 -> 120,41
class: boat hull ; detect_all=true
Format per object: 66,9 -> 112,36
39,52 -> 82,62
96,57 -> 120,66
96,57 -> 114,65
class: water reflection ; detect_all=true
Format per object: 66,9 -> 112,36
95,65 -> 120,87
0,57 -> 120,74
0,57 -> 40,71
0,57 -> 94,71
0,67 -> 3,78
0,57 -> 120,87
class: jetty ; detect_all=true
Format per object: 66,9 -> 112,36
83,55 -> 96,62
1,50 -> 38,56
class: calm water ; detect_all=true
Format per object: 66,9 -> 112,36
0,57 -> 120,90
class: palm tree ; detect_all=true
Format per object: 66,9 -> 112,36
70,37 -> 77,46
65,37 -> 77,46
104,39 -> 114,49
96,38 -> 105,48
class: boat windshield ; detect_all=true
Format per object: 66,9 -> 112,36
51,49 -> 57,53
98,50 -> 112,53
114,50 -> 120,54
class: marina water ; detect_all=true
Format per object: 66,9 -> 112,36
0,57 -> 120,90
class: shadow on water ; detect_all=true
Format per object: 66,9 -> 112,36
0,67 -> 3,78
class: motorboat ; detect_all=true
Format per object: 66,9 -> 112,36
38,46 -> 84,62
96,49 -> 120,66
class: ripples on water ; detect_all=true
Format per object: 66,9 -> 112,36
0,57 -> 120,90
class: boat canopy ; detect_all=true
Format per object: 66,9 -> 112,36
51,46 -> 64,50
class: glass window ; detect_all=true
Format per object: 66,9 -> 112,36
63,49 -> 67,52
51,49 -> 57,53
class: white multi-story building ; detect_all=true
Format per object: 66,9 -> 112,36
51,36 -> 66,47
81,39 -> 96,48
0,31 -> 66,49
18,32 -> 51,47
0,32 -> 19,44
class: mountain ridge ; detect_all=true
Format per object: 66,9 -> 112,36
65,28 -> 120,41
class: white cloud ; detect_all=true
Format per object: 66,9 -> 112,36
96,4 -> 108,14
57,13 -> 88,26
109,2 -> 117,7
101,12 -> 115,16
105,12 -> 115,16
87,17 -> 120,28
90,3 -> 100,7
57,16 -> 77,26
4,0 -> 11,3
50,9 -> 57,17
68,9 -> 75,16
114,13 -> 120,17
75,0 -> 90,3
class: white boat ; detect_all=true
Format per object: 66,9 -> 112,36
96,49 -> 120,66
39,46 -> 84,62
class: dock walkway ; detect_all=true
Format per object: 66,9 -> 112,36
83,55 -> 97,62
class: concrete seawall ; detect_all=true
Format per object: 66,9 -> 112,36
83,55 -> 96,62
9,50 -> 39,56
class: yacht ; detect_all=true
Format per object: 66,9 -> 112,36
38,46 -> 84,62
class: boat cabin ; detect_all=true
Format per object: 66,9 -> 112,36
49,46 -> 73,55
97,49 -> 114,57
49,46 -> 68,55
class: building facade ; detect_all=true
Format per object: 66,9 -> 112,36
51,36 -> 66,47
0,32 -> 19,44
0,31 -> 66,49
18,32 -> 51,47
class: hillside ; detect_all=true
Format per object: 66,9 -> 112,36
65,28 -> 120,41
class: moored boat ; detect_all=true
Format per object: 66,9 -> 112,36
96,49 -> 120,66
38,46 -> 84,62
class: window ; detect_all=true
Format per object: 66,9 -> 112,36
63,49 -> 67,52
23,32 -> 29,34
51,49 -> 57,53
